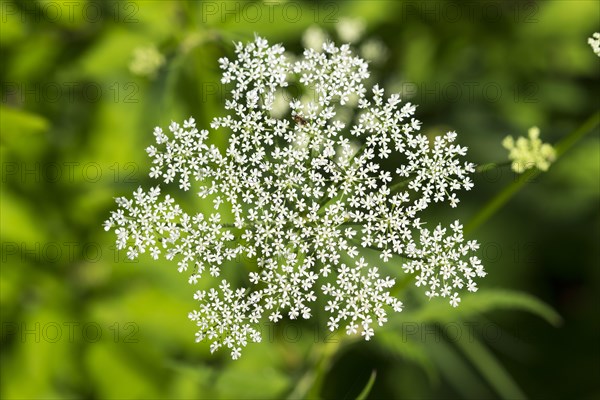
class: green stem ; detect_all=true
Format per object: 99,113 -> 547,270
475,161 -> 511,173
554,111 -> 600,157
356,370 -> 377,400
389,177 -> 411,193
465,111 -> 600,235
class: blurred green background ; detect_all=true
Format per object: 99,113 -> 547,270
1,0 -> 599,399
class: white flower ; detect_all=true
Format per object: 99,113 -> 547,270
105,36 -> 485,359
588,32 -> 600,57
450,293 -> 461,308
502,126 -> 556,173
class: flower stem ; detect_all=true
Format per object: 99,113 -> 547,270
475,161 -> 511,173
465,111 -> 600,235
389,177 -> 411,193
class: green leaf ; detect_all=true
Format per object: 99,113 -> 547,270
455,337 -> 526,400
0,106 -> 49,138
0,189 -> 49,245
0,2 -> 26,45
302,337 -> 344,400
1,310 -> 82,399
377,330 -> 437,382
215,363 -> 290,399
0,106 -> 49,160
355,370 -> 377,400
76,28 -> 148,78
426,340 -> 492,399
411,289 -> 562,327
84,342 -> 163,399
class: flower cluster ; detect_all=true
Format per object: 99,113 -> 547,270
502,126 -> 556,173
105,36 -> 486,359
129,44 -> 165,78
589,32 -> 600,57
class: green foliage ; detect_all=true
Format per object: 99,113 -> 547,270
380,289 -> 561,399
455,338 -> 526,400
409,289 -> 562,326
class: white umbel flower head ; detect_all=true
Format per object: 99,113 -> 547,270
502,126 -> 556,173
588,32 -> 600,57
105,36 -> 485,359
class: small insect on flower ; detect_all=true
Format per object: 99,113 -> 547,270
293,113 -> 308,126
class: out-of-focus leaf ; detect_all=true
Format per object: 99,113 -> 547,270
88,284 -> 200,354
77,28 -> 149,78
0,190 -> 49,244
377,330 -> 437,382
0,106 -> 49,138
208,3 -> 314,40
1,310 -> 81,399
164,360 -> 215,399
529,137 -> 600,219
5,34 -> 61,82
215,350 -> 290,399
341,0 -> 403,25
552,137 -> 599,193
36,0 -> 90,29
355,370 -> 376,400
0,259 -> 21,311
410,289 -> 562,326
426,339 -> 492,400
400,31 -> 436,83
84,341 -> 163,399
455,337 -> 526,400
539,81 -> 586,113
132,0 -> 183,40
0,2 -> 26,45
84,98 -> 146,171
